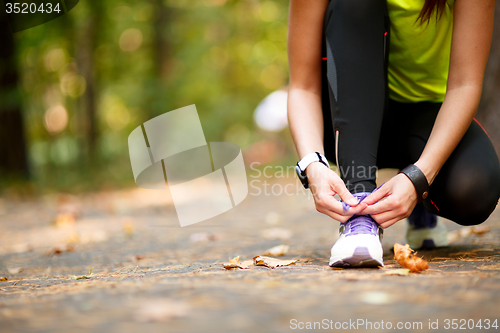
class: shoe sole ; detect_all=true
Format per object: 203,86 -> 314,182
329,246 -> 383,268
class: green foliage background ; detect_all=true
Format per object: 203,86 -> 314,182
10,0 -> 292,192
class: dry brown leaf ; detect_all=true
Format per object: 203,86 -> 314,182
263,245 -> 289,256
47,244 -> 74,255
134,299 -> 189,322
477,264 -> 500,271
54,214 -> 76,227
393,243 -> 428,273
11,243 -> 32,254
0,277 -> 7,281
123,220 -> 134,236
260,228 -> 292,240
253,256 -> 297,268
448,225 -> 491,243
222,256 -> 253,269
470,225 -> 491,235
7,267 -> 22,274
383,268 -> 410,276
189,232 -> 223,243
129,255 -> 145,262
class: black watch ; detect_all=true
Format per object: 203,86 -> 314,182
295,152 -> 330,189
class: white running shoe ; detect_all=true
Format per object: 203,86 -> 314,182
329,212 -> 384,268
405,203 -> 449,250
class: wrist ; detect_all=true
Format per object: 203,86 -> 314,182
305,160 -> 329,179
414,160 -> 438,185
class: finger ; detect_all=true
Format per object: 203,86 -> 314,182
321,194 -> 367,216
379,216 -> 405,229
332,182 -> 359,207
363,184 -> 390,205
370,209 -> 399,225
316,206 -> 351,223
361,199 -> 393,216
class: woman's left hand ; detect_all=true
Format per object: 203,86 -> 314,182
360,173 -> 418,228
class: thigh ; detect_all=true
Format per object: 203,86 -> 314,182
424,120 -> 500,225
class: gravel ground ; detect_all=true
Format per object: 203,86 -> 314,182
1,174 -> 499,333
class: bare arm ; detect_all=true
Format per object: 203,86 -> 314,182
287,0 -> 328,158
288,0 -> 362,220
363,0 -> 496,227
415,0 -> 495,183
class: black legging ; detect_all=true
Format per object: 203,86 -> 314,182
321,0 -> 500,226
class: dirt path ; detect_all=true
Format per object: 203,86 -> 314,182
1,176 -> 499,333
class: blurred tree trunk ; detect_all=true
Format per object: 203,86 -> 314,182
476,3 -> 500,156
76,2 -> 101,158
0,16 -> 29,180
149,0 -> 170,118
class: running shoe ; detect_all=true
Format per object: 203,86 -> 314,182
329,192 -> 384,268
405,203 -> 448,249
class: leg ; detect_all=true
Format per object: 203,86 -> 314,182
423,122 -> 500,226
324,0 -> 390,267
378,100 -> 500,226
323,0 -> 390,193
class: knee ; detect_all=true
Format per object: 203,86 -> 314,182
445,162 -> 500,226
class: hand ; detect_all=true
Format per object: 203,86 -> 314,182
306,162 -> 367,222
360,173 -> 418,228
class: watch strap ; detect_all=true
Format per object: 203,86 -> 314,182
297,152 -> 330,172
399,164 -> 429,202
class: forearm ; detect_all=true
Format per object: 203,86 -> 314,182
288,88 -> 325,159
415,85 -> 482,185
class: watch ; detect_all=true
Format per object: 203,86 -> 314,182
295,152 -> 330,189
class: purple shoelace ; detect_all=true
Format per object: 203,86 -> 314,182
341,191 -> 380,237
343,215 -> 378,236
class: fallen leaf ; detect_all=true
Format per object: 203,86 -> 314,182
260,228 -> 292,240
448,225 -> 491,243
47,244 -> 74,255
263,245 -> 289,256
129,255 -> 145,262
66,233 -> 80,244
265,212 -> 283,225
393,243 -> 428,273
222,256 -> 253,269
123,220 -> 134,236
477,264 -> 500,271
383,268 -> 410,276
73,267 -> 94,280
0,277 -> 7,282
12,243 -> 32,254
360,291 -> 394,304
470,225 -> 491,235
54,213 -> 76,227
7,267 -> 22,274
253,256 -> 297,268
134,299 -> 189,322
189,232 -> 223,243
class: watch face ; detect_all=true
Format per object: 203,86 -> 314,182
295,165 -> 309,189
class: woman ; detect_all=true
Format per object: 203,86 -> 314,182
288,0 -> 500,267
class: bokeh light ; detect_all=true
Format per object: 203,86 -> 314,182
44,105 -> 69,135
119,28 -> 143,52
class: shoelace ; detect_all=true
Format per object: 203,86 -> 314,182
344,217 -> 377,236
